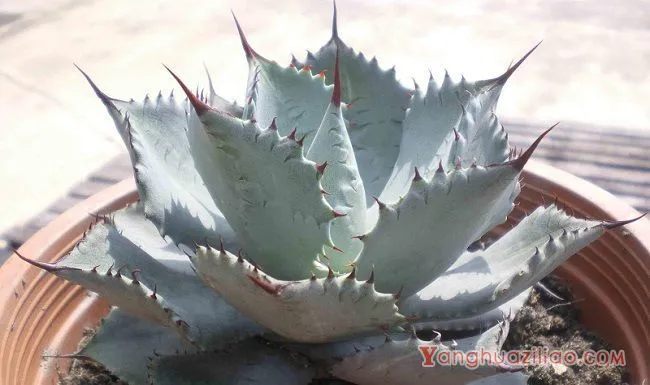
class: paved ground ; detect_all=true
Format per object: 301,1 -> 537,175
1,0 -> 649,250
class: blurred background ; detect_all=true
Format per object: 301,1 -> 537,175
1,0 -> 649,261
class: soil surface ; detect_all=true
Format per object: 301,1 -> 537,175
504,275 -> 630,384
59,359 -> 128,385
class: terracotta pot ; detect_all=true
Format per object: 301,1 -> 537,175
0,178 -> 137,385
0,160 -> 648,384
502,161 -> 650,382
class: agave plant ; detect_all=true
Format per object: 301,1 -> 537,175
18,6 -> 638,385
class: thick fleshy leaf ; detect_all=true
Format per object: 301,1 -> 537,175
296,344 -> 528,385
399,205 -> 616,322
378,73 -> 512,203
234,17 -> 331,149
331,321 -> 513,385
20,206 -> 263,348
306,61 -> 367,272
148,339 -> 315,385
354,163 -> 523,298
78,68 -> 235,250
413,290 -> 531,332
178,81 -> 335,280
251,60 -> 332,150
75,309 -> 186,385
287,334 -> 387,363
296,8 -> 411,199
190,245 -> 405,343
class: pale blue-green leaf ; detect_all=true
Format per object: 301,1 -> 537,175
299,36 -> 411,200
149,340 -> 315,385
354,164 -> 521,297
413,289 -> 531,332
29,206 -> 263,348
78,309 -> 186,385
378,74 -> 509,204
330,321 -> 511,385
399,205 -> 606,321
188,107 -> 333,280
250,59 -> 332,150
190,245 -> 404,343
306,101 -> 367,272
287,334 -> 387,363
78,69 -> 235,249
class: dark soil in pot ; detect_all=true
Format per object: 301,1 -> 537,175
59,360 -> 127,385
58,276 -> 629,385
503,275 -> 630,385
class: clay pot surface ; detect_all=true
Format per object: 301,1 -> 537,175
0,178 -> 137,385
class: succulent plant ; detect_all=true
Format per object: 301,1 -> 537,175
17,5 -> 640,385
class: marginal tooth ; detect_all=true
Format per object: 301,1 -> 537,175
327,266 -> 335,280
413,167 -> 422,182
131,269 -> 141,285
315,161 -> 328,176
164,66 -> 212,115
507,123 -> 558,171
116,265 -> 126,278
203,237 -> 213,250
106,263 -> 114,277
219,238 -> 226,254
268,117 -> 278,131
346,266 -> 356,280
393,285 -> 404,300
366,268 -> 375,285
150,284 -> 158,300
433,330 -> 442,343
287,127 -> 297,141
296,135 -> 305,147
373,196 -> 387,210
436,161 -> 445,174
